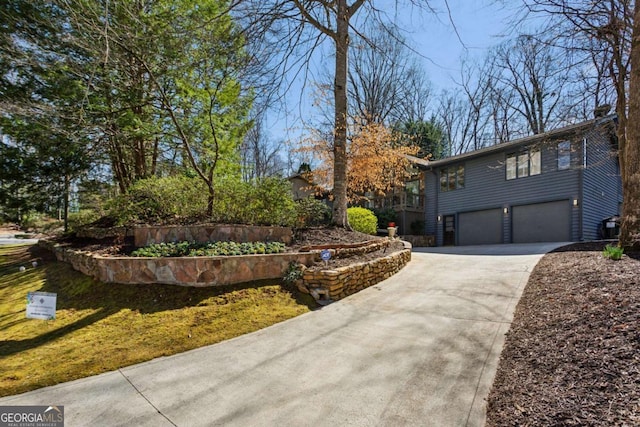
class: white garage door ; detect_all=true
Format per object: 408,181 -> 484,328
458,209 -> 503,246
512,200 -> 571,243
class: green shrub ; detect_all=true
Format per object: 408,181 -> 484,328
250,177 -> 297,226
106,175 -> 208,225
107,175 -> 297,227
347,207 -> 377,235
295,198 -> 332,227
373,207 -> 397,229
212,176 -> 297,226
602,244 -> 624,261
67,210 -> 101,232
410,220 -> 425,235
131,240 -> 286,257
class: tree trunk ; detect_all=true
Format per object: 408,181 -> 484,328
63,173 -> 70,233
333,0 -> 350,228
620,2 -> 640,250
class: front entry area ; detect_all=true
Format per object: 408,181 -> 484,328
443,215 -> 455,246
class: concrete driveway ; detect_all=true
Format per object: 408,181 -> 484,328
0,242 -> 566,426
0,234 -> 39,246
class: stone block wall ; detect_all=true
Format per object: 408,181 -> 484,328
401,235 -> 436,247
134,224 -> 293,247
40,240 -> 317,287
40,236 -> 411,301
300,247 -> 411,301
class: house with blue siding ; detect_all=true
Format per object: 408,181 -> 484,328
408,115 -> 621,246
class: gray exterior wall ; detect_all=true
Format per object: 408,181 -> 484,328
582,127 -> 621,240
421,119 -> 621,246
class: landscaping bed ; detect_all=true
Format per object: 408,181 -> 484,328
486,242 -> 640,426
40,226 -> 408,297
51,226 -> 380,257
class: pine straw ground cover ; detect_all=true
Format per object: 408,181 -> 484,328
486,242 -> 640,426
0,244 -> 315,398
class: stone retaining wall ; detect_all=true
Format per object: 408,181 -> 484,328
401,235 -> 436,247
299,245 -> 411,302
134,224 -> 293,247
40,237 -> 411,301
40,240 -> 317,287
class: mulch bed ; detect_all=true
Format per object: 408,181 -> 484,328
486,242 -> 640,426
291,227 -> 380,249
304,240 -> 406,270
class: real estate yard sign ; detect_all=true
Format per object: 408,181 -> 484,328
26,292 -> 57,320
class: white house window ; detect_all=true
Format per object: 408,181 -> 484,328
517,153 -> 529,177
440,165 -> 465,192
507,149 -> 541,180
558,141 -> 571,170
506,156 -> 517,180
531,149 -> 541,175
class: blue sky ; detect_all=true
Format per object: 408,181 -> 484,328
400,0 -> 516,89
265,1 -> 517,145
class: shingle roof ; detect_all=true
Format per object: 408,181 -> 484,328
407,114 -> 617,169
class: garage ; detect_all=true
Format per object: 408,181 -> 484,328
512,200 -> 571,243
458,209 -> 503,246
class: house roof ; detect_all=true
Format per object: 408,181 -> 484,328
407,114 -> 617,170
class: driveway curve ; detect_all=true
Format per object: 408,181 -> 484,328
0,242 -> 566,426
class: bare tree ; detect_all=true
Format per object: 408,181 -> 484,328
438,88 -> 488,156
522,0 -> 638,248
233,1 -> 446,228
490,33 -> 570,134
234,0 -> 368,227
348,23 -> 432,126
620,1 -> 640,248
241,114 -> 286,181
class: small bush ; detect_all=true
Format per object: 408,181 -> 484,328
410,220 -> 425,235
373,207 -> 397,229
347,207 -> 377,235
602,244 -> 624,261
283,262 -> 304,285
295,198 -> 332,227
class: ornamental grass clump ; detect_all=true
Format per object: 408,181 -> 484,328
131,241 -> 286,257
602,244 -> 624,261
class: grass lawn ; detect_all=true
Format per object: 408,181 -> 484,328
0,244 -> 315,397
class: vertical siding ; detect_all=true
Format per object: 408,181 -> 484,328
425,170 -> 439,240
419,123 -> 619,246
582,128 -> 621,240
435,141 -> 580,244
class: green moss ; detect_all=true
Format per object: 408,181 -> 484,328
0,245 -> 313,397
